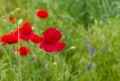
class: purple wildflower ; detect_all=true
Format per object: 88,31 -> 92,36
30,57 -> 36,68
104,44 -> 109,52
87,62 -> 92,70
87,42 -> 94,57
31,57 -> 36,63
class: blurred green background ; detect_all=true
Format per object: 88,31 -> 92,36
0,0 -> 120,81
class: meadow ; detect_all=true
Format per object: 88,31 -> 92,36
0,0 -> 120,81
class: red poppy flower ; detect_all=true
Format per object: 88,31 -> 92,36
13,22 -> 34,41
36,9 -> 48,18
40,41 -> 66,52
18,46 -> 30,56
39,28 -> 66,52
0,34 -> 18,45
31,34 -> 42,44
9,16 -> 16,22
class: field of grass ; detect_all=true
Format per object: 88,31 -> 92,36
0,0 -> 120,81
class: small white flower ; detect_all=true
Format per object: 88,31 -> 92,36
10,12 -> 15,15
18,19 -> 23,26
15,8 -> 20,11
3,19 -> 7,23
53,62 -> 57,65
70,46 -> 76,49
94,19 -> 97,24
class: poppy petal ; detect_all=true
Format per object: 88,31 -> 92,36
39,41 -> 56,52
43,28 -> 62,43
56,42 -> 66,51
36,9 -> 48,18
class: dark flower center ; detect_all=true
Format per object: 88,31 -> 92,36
46,42 -> 51,44
23,29 -> 31,35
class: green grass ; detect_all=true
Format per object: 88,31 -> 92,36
0,0 -> 120,81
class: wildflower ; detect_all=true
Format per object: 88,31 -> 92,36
9,16 -> 15,22
36,9 -> 48,18
70,46 -> 76,50
10,12 -> 15,15
15,8 -> 20,11
31,34 -> 42,44
30,57 -> 36,68
18,46 -> 30,56
53,62 -> 57,65
13,21 -> 34,41
31,57 -> 36,63
39,28 -> 66,52
87,42 -> 94,56
104,44 -> 109,52
0,34 -> 18,45
87,62 -> 92,70
18,18 -> 23,25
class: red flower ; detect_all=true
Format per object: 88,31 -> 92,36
39,28 -> 66,52
18,46 -> 30,56
13,22 -> 34,41
9,16 -> 16,22
0,34 -> 18,45
36,9 -> 48,18
31,34 -> 42,44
